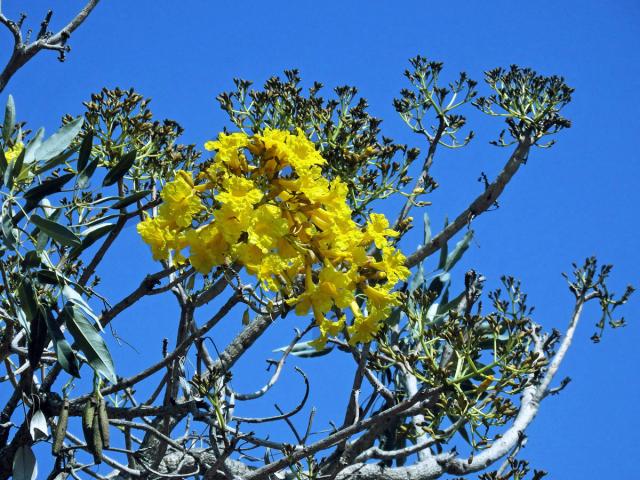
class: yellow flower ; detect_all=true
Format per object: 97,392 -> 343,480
372,246 -> 411,285
247,204 -> 290,253
348,314 -> 382,345
363,213 -> 399,249
4,142 -> 24,162
216,176 -> 263,243
283,128 -> 326,173
138,128 -> 411,347
363,284 -> 401,310
233,243 -> 265,275
186,223 -> 228,273
310,315 -> 346,350
137,215 -> 175,261
256,253 -> 290,291
158,171 -> 202,228
317,263 -> 357,309
291,281 -> 332,316
205,132 -> 249,173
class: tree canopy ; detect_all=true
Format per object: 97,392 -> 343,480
0,3 -> 634,480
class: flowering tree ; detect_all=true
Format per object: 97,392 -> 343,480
0,4 -> 633,480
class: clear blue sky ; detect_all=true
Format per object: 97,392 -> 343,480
1,0 -> 638,477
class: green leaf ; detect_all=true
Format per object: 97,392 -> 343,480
17,280 -> 39,323
12,445 -> 37,480
22,250 -> 42,268
3,95 -> 15,143
23,173 -> 75,207
64,304 -> 116,383
69,223 -> 115,258
274,340 -> 334,358
34,208 -> 61,251
80,222 -> 116,239
44,309 -> 80,378
30,214 -> 81,247
36,269 -> 60,285
16,309 -> 29,336
76,157 -> 99,189
62,285 -> 99,324
444,229 -> 474,272
437,291 -> 465,315
408,262 -> 424,295
35,116 -> 84,162
23,127 -> 44,165
423,211 -> 431,245
1,210 -> 17,248
437,217 -> 449,270
292,345 -> 333,358
33,148 -> 75,176
110,190 -> 151,209
77,130 -> 93,172
0,148 -> 7,181
28,308 -> 48,368
427,272 -> 450,298
103,150 -> 137,186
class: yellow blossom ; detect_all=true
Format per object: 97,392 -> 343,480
247,204 -> 290,253
158,171 -> 202,228
363,213 -> 399,249
186,223 -> 228,273
137,215 -> 185,261
348,314 -> 382,345
372,246 -> 411,284
205,132 -> 250,172
4,142 -> 23,162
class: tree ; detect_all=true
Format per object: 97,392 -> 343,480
0,4 -> 633,480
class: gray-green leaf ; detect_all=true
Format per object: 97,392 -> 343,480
23,128 -> 44,165
44,309 -> 80,378
12,446 -> 37,480
35,117 -> 84,162
103,150 -> 137,186
110,190 -> 151,209
444,229 -> 474,272
30,214 -> 81,247
64,304 -> 116,383
77,130 -> 93,172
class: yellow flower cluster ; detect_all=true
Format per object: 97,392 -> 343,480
137,129 -> 410,345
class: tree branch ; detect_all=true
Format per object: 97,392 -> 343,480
405,136 -> 532,268
0,1 -> 101,93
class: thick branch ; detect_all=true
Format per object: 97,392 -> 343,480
405,137 -> 532,268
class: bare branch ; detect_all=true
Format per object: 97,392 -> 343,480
0,1 -> 101,93
405,136 -> 532,268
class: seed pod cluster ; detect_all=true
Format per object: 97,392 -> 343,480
81,394 -> 110,464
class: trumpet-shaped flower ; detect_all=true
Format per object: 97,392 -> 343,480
372,246 -> 411,284
186,223 -> 228,273
363,213 -> 399,249
158,171 -> 203,228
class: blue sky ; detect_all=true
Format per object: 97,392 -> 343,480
1,0 -> 638,477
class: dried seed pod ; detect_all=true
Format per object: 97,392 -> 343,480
91,408 -> 103,464
82,398 -> 97,453
52,399 -> 69,455
97,396 -> 110,449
